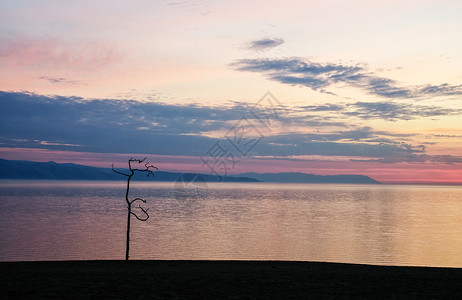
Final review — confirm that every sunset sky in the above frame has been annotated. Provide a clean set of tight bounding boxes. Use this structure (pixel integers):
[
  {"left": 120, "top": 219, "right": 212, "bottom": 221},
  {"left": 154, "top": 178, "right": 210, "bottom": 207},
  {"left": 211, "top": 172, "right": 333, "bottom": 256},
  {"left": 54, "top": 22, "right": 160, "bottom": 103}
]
[{"left": 1, "top": 0, "right": 461, "bottom": 184}]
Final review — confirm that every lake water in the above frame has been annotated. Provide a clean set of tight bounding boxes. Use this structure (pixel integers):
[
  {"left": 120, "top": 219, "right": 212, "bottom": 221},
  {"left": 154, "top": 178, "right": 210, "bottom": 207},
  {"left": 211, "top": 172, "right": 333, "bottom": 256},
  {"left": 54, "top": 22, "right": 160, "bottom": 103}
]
[{"left": 1, "top": 180, "right": 462, "bottom": 267}]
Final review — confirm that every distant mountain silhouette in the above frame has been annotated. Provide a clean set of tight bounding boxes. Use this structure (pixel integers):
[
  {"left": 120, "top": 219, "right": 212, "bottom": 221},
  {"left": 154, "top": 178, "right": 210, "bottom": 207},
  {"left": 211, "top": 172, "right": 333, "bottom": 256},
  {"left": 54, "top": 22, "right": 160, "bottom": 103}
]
[
  {"left": 0, "top": 159, "right": 257, "bottom": 182},
  {"left": 0, "top": 159, "right": 380, "bottom": 184},
  {"left": 237, "top": 172, "right": 381, "bottom": 184}
]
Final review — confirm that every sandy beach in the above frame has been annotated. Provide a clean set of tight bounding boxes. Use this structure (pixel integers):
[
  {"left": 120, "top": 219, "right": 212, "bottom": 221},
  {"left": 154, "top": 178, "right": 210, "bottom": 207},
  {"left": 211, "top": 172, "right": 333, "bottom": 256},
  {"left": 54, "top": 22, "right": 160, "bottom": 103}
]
[{"left": 2, "top": 260, "right": 462, "bottom": 299}]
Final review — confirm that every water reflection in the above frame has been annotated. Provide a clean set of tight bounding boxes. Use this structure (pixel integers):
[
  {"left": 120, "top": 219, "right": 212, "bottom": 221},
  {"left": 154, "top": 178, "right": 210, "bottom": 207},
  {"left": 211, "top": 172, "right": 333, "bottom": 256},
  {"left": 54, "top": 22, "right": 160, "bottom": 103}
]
[{"left": 1, "top": 181, "right": 462, "bottom": 267}]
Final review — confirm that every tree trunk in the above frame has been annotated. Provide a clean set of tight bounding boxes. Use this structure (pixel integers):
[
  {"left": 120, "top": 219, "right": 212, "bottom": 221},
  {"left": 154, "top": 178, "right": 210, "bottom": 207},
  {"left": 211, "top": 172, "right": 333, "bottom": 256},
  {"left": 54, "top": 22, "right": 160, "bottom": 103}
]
[
  {"left": 126, "top": 203, "right": 131, "bottom": 260},
  {"left": 112, "top": 158, "right": 155, "bottom": 261}
]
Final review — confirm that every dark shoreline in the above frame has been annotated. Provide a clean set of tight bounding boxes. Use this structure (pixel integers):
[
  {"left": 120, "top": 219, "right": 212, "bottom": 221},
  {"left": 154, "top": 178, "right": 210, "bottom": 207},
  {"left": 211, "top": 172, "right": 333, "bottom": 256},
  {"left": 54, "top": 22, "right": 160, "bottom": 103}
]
[{"left": 2, "top": 260, "right": 462, "bottom": 299}]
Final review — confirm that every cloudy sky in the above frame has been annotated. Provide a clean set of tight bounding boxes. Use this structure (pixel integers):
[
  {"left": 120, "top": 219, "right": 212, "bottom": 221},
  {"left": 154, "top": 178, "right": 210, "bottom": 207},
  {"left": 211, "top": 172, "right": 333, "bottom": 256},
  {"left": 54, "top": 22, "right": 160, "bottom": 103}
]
[{"left": 1, "top": 0, "right": 461, "bottom": 183}]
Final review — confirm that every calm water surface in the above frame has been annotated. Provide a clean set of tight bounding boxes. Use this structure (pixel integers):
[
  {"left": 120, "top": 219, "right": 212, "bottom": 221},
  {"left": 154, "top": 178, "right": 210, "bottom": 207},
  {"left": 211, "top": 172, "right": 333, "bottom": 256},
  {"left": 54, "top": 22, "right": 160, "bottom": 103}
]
[{"left": 1, "top": 180, "right": 462, "bottom": 267}]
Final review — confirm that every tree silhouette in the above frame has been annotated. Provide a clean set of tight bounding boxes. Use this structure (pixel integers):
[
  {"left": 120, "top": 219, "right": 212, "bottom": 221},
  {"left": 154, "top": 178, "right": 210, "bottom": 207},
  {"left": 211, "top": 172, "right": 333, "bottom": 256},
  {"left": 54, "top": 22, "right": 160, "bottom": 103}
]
[{"left": 112, "top": 157, "right": 157, "bottom": 260}]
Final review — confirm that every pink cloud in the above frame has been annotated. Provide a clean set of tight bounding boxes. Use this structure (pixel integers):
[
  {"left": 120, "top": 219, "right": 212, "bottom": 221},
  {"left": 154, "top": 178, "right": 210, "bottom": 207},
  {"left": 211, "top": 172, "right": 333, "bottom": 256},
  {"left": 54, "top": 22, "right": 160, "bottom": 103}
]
[{"left": 0, "top": 36, "right": 123, "bottom": 71}]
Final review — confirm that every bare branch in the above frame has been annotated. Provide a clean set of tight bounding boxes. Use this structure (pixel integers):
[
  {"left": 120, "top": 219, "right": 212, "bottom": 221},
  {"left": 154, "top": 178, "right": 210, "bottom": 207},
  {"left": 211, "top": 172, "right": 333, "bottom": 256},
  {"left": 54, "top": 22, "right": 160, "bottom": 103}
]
[
  {"left": 130, "top": 198, "right": 150, "bottom": 220},
  {"left": 129, "top": 157, "right": 146, "bottom": 165},
  {"left": 131, "top": 159, "right": 152, "bottom": 169},
  {"left": 114, "top": 157, "right": 157, "bottom": 260},
  {"left": 131, "top": 205, "right": 149, "bottom": 221},
  {"left": 130, "top": 197, "right": 146, "bottom": 205},
  {"left": 111, "top": 163, "right": 129, "bottom": 176},
  {"left": 128, "top": 157, "right": 145, "bottom": 170},
  {"left": 145, "top": 163, "right": 158, "bottom": 177},
  {"left": 131, "top": 159, "right": 158, "bottom": 176},
  {"left": 145, "top": 162, "right": 157, "bottom": 170}
]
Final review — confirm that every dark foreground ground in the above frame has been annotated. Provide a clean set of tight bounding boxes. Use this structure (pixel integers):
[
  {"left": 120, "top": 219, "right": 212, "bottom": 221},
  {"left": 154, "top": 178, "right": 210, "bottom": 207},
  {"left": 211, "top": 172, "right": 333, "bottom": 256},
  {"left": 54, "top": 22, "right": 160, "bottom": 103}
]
[{"left": 1, "top": 260, "right": 462, "bottom": 299}]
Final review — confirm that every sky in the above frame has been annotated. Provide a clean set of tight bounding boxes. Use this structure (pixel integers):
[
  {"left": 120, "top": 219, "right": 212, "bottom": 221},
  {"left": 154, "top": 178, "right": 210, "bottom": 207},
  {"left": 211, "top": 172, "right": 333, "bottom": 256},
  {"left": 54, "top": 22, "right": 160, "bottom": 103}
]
[{"left": 1, "top": 0, "right": 461, "bottom": 184}]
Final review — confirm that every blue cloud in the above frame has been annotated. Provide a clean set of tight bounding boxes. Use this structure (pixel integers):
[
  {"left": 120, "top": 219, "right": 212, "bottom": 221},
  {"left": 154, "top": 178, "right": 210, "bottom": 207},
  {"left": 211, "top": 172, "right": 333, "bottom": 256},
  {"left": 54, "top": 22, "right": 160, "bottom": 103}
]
[
  {"left": 232, "top": 58, "right": 462, "bottom": 99},
  {"left": 253, "top": 128, "right": 423, "bottom": 158},
  {"left": 352, "top": 154, "right": 462, "bottom": 164},
  {"left": 347, "top": 101, "right": 462, "bottom": 120},
  {"left": 0, "top": 91, "right": 248, "bottom": 155},
  {"left": 302, "top": 101, "right": 462, "bottom": 121},
  {"left": 249, "top": 38, "right": 285, "bottom": 51},
  {"left": 1, "top": 91, "right": 461, "bottom": 164}
]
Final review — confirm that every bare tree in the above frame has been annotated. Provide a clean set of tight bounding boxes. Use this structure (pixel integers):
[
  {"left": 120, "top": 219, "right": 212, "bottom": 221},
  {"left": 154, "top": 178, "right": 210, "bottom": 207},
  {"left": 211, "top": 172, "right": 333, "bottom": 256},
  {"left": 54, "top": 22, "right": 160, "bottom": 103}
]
[{"left": 112, "top": 157, "right": 157, "bottom": 260}]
